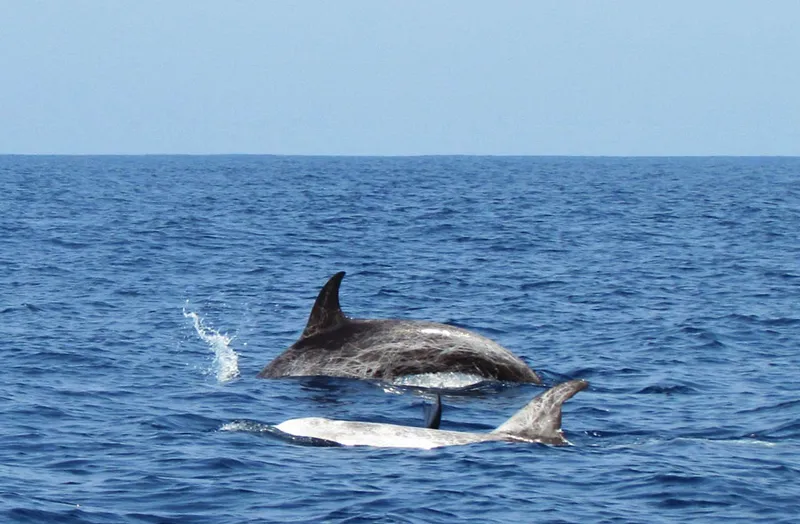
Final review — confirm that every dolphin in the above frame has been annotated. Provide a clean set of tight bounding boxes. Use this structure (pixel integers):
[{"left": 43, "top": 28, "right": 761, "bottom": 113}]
[
  {"left": 275, "top": 379, "right": 588, "bottom": 449},
  {"left": 258, "top": 271, "right": 542, "bottom": 385}
]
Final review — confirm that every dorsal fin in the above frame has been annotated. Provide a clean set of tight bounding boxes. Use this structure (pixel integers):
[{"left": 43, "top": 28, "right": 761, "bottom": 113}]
[
  {"left": 492, "top": 379, "right": 588, "bottom": 445},
  {"left": 423, "top": 394, "right": 442, "bottom": 429},
  {"left": 301, "top": 271, "right": 348, "bottom": 339}
]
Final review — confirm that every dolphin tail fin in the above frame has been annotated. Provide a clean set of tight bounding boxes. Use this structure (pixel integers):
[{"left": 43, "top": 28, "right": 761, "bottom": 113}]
[
  {"left": 423, "top": 394, "right": 442, "bottom": 429},
  {"left": 491, "top": 379, "right": 588, "bottom": 445},
  {"left": 301, "top": 271, "right": 348, "bottom": 339}
]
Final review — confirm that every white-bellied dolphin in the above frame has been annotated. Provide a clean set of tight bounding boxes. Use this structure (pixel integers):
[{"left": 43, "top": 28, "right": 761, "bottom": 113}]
[
  {"left": 258, "top": 272, "right": 542, "bottom": 385},
  {"left": 275, "top": 379, "right": 588, "bottom": 449}
]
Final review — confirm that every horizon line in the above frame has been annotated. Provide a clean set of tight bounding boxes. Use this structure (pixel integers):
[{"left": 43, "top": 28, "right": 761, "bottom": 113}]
[{"left": 2, "top": 153, "right": 799, "bottom": 159}]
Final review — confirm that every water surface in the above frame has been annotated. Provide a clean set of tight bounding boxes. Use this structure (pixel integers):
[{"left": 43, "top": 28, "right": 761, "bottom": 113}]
[{"left": 1, "top": 155, "right": 798, "bottom": 523}]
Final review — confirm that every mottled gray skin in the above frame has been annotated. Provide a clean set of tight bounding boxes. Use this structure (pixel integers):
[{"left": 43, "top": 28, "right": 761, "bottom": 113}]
[
  {"left": 258, "top": 272, "right": 541, "bottom": 384},
  {"left": 276, "top": 379, "right": 589, "bottom": 449}
]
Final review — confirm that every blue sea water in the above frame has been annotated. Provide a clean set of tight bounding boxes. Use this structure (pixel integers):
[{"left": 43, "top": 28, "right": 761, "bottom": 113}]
[{"left": 1, "top": 155, "right": 799, "bottom": 523}]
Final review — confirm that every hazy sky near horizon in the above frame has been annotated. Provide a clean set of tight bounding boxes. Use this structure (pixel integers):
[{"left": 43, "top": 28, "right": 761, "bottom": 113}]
[{"left": 1, "top": 1, "right": 798, "bottom": 155}]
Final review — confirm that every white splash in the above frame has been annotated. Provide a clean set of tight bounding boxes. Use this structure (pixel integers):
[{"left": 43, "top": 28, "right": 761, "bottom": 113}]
[
  {"left": 220, "top": 420, "right": 270, "bottom": 433},
  {"left": 391, "top": 372, "right": 485, "bottom": 389},
  {"left": 726, "top": 438, "right": 777, "bottom": 447},
  {"left": 183, "top": 308, "right": 240, "bottom": 383}
]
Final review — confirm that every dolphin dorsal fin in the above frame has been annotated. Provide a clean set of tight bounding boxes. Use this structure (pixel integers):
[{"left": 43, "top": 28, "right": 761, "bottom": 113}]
[
  {"left": 492, "top": 379, "right": 588, "bottom": 445},
  {"left": 301, "top": 271, "right": 348, "bottom": 339},
  {"left": 424, "top": 394, "right": 442, "bottom": 430}
]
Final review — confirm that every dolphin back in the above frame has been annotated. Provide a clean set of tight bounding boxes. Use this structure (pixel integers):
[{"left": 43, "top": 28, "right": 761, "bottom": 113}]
[
  {"left": 492, "top": 379, "right": 588, "bottom": 445},
  {"left": 259, "top": 271, "right": 542, "bottom": 384}
]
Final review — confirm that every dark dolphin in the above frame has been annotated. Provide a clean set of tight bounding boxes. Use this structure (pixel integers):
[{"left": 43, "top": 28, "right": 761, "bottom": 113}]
[{"left": 257, "top": 272, "right": 542, "bottom": 384}]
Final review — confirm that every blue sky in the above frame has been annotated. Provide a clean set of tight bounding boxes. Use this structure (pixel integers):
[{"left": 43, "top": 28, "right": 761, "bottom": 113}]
[{"left": 1, "top": 1, "right": 798, "bottom": 155}]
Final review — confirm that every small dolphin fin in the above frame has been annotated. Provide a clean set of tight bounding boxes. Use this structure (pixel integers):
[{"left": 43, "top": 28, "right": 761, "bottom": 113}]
[
  {"left": 492, "top": 379, "right": 588, "bottom": 445},
  {"left": 423, "top": 394, "right": 442, "bottom": 429},
  {"left": 301, "top": 271, "right": 348, "bottom": 339}
]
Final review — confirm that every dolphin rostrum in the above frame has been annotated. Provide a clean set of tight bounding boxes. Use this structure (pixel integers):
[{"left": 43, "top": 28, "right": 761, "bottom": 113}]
[
  {"left": 275, "top": 379, "right": 588, "bottom": 449},
  {"left": 258, "top": 271, "right": 542, "bottom": 385}
]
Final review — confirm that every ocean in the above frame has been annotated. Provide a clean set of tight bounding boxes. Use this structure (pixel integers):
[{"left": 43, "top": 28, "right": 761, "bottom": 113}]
[{"left": 1, "top": 155, "right": 798, "bottom": 523}]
